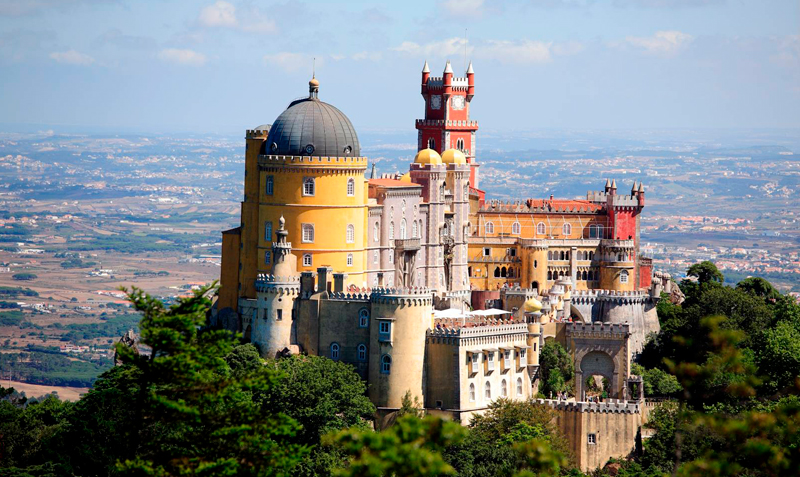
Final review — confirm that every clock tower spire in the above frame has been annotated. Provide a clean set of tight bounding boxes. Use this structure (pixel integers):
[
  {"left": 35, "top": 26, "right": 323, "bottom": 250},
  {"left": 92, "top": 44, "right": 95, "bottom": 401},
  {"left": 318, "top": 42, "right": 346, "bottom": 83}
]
[{"left": 415, "top": 60, "right": 481, "bottom": 192}]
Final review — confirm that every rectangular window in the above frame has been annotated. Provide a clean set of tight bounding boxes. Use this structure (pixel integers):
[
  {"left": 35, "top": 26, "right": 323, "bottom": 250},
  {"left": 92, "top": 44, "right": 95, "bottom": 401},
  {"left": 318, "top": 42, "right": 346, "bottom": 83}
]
[
  {"left": 588, "top": 434, "right": 597, "bottom": 445},
  {"left": 303, "top": 254, "right": 312, "bottom": 267},
  {"left": 483, "top": 247, "right": 490, "bottom": 256},
  {"left": 379, "top": 322, "right": 390, "bottom": 333},
  {"left": 378, "top": 320, "right": 392, "bottom": 342},
  {"left": 264, "top": 251, "right": 271, "bottom": 264},
  {"left": 276, "top": 309, "right": 282, "bottom": 321},
  {"left": 265, "top": 175, "right": 274, "bottom": 196},
  {"left": 265, "top": 221, "right": 272, "bottom": 241},
  {"left": 302, "top": 224, "right": 314, "bottom": 243},
  {"left": 374, "top": 250, "right": 379, "bottom": 264}
]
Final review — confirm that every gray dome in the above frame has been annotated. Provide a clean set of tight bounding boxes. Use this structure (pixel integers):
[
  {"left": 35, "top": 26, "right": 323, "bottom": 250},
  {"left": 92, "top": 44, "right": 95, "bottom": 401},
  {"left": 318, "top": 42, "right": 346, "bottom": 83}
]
[{"left": 263, "top": 97, "right": 360, "bottom": 157}]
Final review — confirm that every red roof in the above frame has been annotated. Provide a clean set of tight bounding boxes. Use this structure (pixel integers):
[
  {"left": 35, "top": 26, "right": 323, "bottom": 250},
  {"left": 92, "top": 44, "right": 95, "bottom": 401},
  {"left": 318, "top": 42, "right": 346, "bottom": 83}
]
[
  {"left": 525, "top": 199, "right": 603, "bottom": 211},
  {"left": 368, "top": 179, "right": 421, "bottom": 187}
]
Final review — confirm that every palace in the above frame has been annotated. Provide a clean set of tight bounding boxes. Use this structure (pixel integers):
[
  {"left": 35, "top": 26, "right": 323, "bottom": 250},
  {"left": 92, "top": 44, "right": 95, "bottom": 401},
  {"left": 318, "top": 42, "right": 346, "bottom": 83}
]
[{"left": 213, "top": 61, "right": 670, "bottom": 469}]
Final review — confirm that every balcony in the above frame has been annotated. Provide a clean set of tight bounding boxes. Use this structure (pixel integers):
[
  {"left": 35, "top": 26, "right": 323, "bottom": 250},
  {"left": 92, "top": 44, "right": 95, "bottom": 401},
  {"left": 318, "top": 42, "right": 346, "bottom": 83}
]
[{"left": 394, "top": 238, "right": 421, "bottom": 252}]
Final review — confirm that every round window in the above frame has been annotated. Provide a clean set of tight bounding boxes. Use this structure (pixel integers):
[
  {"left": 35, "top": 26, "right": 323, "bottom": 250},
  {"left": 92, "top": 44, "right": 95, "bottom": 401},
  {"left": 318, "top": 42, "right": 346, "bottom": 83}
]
[
  {"left": 270, "top": 142, "right": 278, "bottom": 152},
  {"left": 304, "top": 144, "right": 315, "bottom": 155},
  {"left": 343, "top": 145, "right": 352, "bottom": 154}
]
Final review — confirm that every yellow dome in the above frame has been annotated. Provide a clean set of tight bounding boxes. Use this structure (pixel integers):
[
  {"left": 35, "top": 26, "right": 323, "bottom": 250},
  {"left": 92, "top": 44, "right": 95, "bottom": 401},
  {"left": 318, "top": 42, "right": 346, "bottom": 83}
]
[
  {"left": 441, "top": 148, "right": 467, "bottom": 165},
  {"left": 414, "top": 148, "right": 442, "bottom": 165},
  {"left": 523, "top": 297, "right": 543, "bottom": 313},
  {"left": 400, "top": 172, "right": 412, "bottom": 183}
]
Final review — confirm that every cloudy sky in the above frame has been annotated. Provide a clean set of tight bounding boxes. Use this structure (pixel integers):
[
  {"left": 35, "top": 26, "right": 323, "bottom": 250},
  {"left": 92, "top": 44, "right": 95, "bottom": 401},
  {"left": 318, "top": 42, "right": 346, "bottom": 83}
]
[{"left": 0, "top": 0, "right": 798, "bottom": 135}]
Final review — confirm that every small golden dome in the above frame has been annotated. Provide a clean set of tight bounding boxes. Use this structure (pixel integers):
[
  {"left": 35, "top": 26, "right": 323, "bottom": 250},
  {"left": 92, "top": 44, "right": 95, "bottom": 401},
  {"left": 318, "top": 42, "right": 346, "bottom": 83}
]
[
  {"left": 523, "top": 297, "right": 543, "bottom": 313},
  {"left": 400, "top": 172, "right": 412, "bottom": 183},
  {"left": 441, "top": 148, "right": 467, "bottom": 164},
  {"left": 309, "top": 77, "right": 319, "bottom": 87},
  {"left": 414, "top": 148, "right": 442, "bottom": 165}
]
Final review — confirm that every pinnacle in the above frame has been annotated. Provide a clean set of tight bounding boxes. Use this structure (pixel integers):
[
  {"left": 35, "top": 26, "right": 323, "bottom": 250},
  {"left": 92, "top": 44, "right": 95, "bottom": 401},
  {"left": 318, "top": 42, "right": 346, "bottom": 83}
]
[
  {"left": 466, "top": 61, "right": 474, "bottom": 74},
  {"left": 422, "top": 60, "right": 430, "bottom": 73},
  {"left": 444, "top": 60, "right": 453, "bottom": 74}
]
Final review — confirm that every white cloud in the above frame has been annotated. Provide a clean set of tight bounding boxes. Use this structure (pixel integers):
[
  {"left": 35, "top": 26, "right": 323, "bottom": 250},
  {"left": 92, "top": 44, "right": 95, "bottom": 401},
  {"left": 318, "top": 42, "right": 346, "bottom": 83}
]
[
  {"left": 441, "top": 0, "right": 484, "bottom": 17},
  {"left": 158, "top": 48, "right": 206, "bottom": 66},
  {"left": 477, "top": 40, "right": 553, "bottom": 64},
  {"left": 392, "top": 38, "right": 473, "bottom": 58},
  {"left": 263, "top": 52, "right": 317, "bottom": 73},
  {"left": 199, "top": 1, "right": 236, "bottom": 27},
  {"left": 622, "top": 30, "right": 693, "bottom": 55},
  {"left": 49, "top": 49, "right": 94, "bottom": 65}
]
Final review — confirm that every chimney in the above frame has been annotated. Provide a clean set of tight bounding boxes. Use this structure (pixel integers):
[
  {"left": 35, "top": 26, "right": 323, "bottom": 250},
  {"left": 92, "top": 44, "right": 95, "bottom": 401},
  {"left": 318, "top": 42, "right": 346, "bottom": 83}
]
[
  {"left": 317, "top": 266, "right": 332, "bottom": 293},
  {"left": 333, "top": 273, "right": 348, "bottom": 293}
]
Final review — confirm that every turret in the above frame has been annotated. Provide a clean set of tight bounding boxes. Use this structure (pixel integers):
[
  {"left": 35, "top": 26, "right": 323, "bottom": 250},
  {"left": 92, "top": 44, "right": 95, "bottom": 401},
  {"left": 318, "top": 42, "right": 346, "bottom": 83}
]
[
  {"left": 631, "top": 181, "right": 638, "bottom": 195},
  {"left": 637, "top": 182, "right": 645, "bottom": 206},
  {"left": 604, "top": 178, "right": 611, "bottom": 193},
  {"left": 466, "top": 61, "right": 475, "bottom": 100},
  {"left": 610, "top": 179, "right": 617, "bottom": 195},
  {"left": 421, "top": 60, "right": 430, "bottom": 94},
  {"left": 443, "top": 60, "right": 453, "bottom": 94}
]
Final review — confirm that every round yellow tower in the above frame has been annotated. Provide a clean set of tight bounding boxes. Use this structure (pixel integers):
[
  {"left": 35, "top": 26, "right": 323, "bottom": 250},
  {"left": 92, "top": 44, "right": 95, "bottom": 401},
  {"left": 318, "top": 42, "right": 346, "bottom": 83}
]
[{"left": 256, "top": 78, "right": 369, "bottom": 287}]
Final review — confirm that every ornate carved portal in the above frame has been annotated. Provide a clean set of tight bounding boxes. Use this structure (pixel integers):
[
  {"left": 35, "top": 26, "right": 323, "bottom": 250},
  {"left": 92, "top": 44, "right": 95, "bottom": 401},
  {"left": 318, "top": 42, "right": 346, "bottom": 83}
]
[{"left": 394, "top": 238, "right": 421, "bottom": 287}]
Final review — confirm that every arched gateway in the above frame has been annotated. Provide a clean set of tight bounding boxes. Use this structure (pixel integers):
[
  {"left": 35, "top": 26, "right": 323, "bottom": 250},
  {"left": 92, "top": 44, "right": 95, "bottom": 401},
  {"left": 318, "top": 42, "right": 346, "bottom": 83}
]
[{"left": 567, "top": 322, "right": 631, "bottom": 401}]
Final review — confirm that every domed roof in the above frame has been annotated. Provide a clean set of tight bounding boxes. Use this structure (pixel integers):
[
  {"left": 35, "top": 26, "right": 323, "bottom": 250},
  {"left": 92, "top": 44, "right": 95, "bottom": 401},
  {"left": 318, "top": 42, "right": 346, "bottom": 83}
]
[
  {"left": 400, "top": 172, "right": 412, "bottom": 183},
  {"left": 263, "top": 81, "right": 360, "bottom": 157},
  {"left": 414, "top": 148, "right": 442, "bottom": 165},
  {"left": 441, "top": 148, "right": 467, "bottom": 165},
  {"left": 523, "top": 297, "right": 543, "bottom": 313}
]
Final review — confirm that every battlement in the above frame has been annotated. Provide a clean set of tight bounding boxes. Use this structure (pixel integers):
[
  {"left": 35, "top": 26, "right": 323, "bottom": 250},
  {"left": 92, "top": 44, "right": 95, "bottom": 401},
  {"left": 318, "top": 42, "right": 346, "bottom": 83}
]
[
  {"left": 415, "top": 119, "right": 479, "bottom": 129},
  {"left": 570, "top": 289, "right": 650, "bottom": 305},
  {"left": 257, "top": 154, "right": 368, "bottom": 168},
  {"left": 254, "top": 274, "right": 300, "bottom": 293},
  {"left": 600, "top": 239, "right": 635, "bottom": 249},
  {"left": 609, "top": 195, "right": 641, "bottom": 207},
  {"left": 566, "top": 321, "right": 631, "bottom": 338},
  {"left": 328, "top": 291, "right": 370, "bottom": 302},
  {"left": 427, "top": 321, "right": 528, "bottom": 338},
  {"left": 245, "top": 127, "right": 270, "bottom": 138},
  {"left": 536, "top": 399, "right": 641, "bottom": 414},
  {"left": 480, "top": 199, "right": 604, "bottom": 214},
  {"left": 370, "top": 287, "right": 433, "bottom": 306}
]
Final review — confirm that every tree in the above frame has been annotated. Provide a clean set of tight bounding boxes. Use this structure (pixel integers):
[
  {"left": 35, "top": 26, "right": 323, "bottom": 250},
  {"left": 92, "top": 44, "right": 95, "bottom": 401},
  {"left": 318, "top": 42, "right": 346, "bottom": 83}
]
[
  {"left": 398, "top": 390, "right": 425, "bottom": 418},
  {"left": 11, "top": 273, "right": 36, "bottom": 281},
  {"left": 756, "top": 320, "right": 800, "bottom": 394},
  {"left": 736, "top": 277, "right": 780, "bottom": 301},
  {"left": 325, "top": 415, "right": 466, "bottom": 477},
  {"left": 686, "top": 261, "right": 724, "bottom": 285},
  {"left": 631, "top": 363, "right": 681, "bottom": 397},
  {"left": 538, "top": 341, "right": 574, "bottom": 397}
]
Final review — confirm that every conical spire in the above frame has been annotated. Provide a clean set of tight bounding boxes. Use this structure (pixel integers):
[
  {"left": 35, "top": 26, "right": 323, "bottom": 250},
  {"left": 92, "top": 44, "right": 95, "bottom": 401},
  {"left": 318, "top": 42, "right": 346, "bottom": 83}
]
[
  {"left": 638, "top": 182, "right": 644, "bottom": 193},
  {"left": 611, "top": 179, "right": 617, "bottom": 189},
  {"left": 444, "top": 60, "right": 453, "bottom": 74},
  {"left": 631, "top": 181, "right": 638, "bottom": 194},
  {"left": 422, "top": 60, "right": 430, "bottom": 73},
  {"left": 370, "top": 163, "right": 376, "bottom": 179},
  {"left": 605, "top": 178, "right": 611, "bottom": 188},
  {"left": 466, "top": 61, "right": 474, "bottom": 74}
]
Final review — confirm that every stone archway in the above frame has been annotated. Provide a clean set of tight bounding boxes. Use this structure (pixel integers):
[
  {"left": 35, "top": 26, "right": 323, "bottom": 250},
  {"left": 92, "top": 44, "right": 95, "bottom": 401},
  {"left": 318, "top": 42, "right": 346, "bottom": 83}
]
[
  {"left": 567, "top": 323, "right": 631, "bottom": 401},
  {"left": 580, "top": 351, "right": 614, "bottom": 398},
  {"left": 570, "top": 305, "right": 588, "bottom": 323}
]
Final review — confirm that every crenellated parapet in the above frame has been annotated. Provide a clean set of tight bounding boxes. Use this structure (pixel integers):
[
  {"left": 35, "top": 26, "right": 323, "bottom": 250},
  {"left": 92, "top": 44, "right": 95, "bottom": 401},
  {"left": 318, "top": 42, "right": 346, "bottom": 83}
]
[
  {"left": 255, "top": 274, "right": 300, "bottom": 293},
  {"left": 567, "top": 322, "right": 630, "bottom": 339},
  {"left": 257, "top": 154, "right": 368, "bottom": 173},
  {"left": 329, "top": 291, "right": 371, "bottom": 302},
  {"left": 536, "top": 398, "right": 641, "bottom": 414},
  {"left": 570, "top": 289, "right": 650, "bottom": 305},
  {"left": 370, "top": 287, "right": 433, "bottom": 306}
]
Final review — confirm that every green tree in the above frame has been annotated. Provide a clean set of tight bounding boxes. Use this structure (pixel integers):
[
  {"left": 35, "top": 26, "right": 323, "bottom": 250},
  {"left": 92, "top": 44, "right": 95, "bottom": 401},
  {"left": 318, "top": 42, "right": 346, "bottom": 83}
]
[
  {"left": 539, "top": 341, "right": 574, "bottom": 397},
  {"left": 631, "top": 363, "right": 682, "bottom": 397},
  {"left": 398, "top": 390, "right": 425, "bottom": 418},
  {"left": 686, "top": 261, "right": 724, "bottom": 285},
  {"left": 736, "top": 277, "right": 780, "bottom": 301}
]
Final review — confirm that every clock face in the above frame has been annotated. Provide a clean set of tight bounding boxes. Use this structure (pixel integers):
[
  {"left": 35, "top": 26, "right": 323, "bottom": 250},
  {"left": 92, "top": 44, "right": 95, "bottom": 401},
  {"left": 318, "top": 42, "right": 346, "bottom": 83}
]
[
  {"left": 451, "top": 95, "right": 465, "bottom": 110},
  {"left": 431, "top": 95, "right": 442, "bottom": 110}
]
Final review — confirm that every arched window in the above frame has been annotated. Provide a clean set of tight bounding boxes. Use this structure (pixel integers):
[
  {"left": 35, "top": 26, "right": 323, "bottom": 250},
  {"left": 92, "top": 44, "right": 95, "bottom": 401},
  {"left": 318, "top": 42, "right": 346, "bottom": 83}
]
[
  {"left": 303, "top": 254, "right": 312, "bottom": 267},
  {"left": 400, "top": 219, "right": 407, "bottom": 239},
  {"left": 563, "top": 223, "right": 572, "bottom": 236},
  {"left": 516, "top": 377, "right": 523, "bottom": 396},
  {"left": 265, "top": 176, "right": 274, "bottom": 196},
  {"left": 303, "top": 177, "right": 315, "bottom": 196},
  {"left": 484, "top": 381, "right": 491, "bottom": 400},
  {"left": 358, "top": 308, "right": 369, "bottom": 327},
  {"left": 456, "top": 138, "right": 465, "bottom": 151},
  {"left": 494, "top": 267, "right": 500, "bottom": 278},
  {"left": 512, "top": 221, "right": 521, "bottom": 235},
  {"left": 620, "top": 270, "right": 629, "bottom": 284},
  {"left": 381, "top": 354, "right": 392, "bottom": 374},
  {"left": 373, "top": 222, "right": 379, "bottom": 242},
  {"left": 588, "top": 270, "right": 594, "bottom": 281},
  {"left": 373, "top": 250, "right": 378, "bottom": 264},
  {"left": 534, "top": 260, "right": 538, "bottom": 269},
  {"left": 469, "top": 383, "right": 476, "bottom": 401},
  {"left": 346, "top": 224, "right": 355, "bottom": 243},
  {"left": 412, "top": 221, "right": 418, "bottom": 238},
  {"left": 427, "top": 138, "right": 435, "bottom": 149},
  {"left": 501, "top": 379, "right": 508, "bottom": 398},
  {"left": 302, "top": 223, "right": 314, "bottom": 243},
  {"left": 347, "top": 178, "right": 355, "bottom": 196},
  {"left": 537, "top": 222, "right": 546, "bottom": 235},
  {"left": 264, "top": 221, "right": 272, "bottom": 241},
  {"left": 582, "top": 270, "right": 588, "bottom": 281},
  {"left": 347, "top": 253, "right": 353, "bottom": 266},
  {"left": 501, "top": 267, "right": 507, "bottom": 278},
  {"left": 389, "top": 222, "right": 395, "bottom": 240},
  {"left": 589, "top": 251, "right": 594, "bottom": 261},
  {"left": 547, "top": 271, "right": 553, "bottom": 280},
  {"left": 330, "top": 343, "right": 340, "bottom": 360},
  {"left": 560, "top": 251, "right": 565, "bottom": 261},
  {"left": 357, "top": 344, "right": 367, "bottom": 362},
  {"left": 264, "top": 251, "right": 271, "bottom": 264},
  {"left": 486, "top": 221, "right": 494, "bottom": 234}
]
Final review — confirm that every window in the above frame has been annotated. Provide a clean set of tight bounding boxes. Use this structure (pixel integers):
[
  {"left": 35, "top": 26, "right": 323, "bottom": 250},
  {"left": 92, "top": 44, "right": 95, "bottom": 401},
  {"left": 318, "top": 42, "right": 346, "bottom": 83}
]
[
  {"left": 389, "top": 252, "right": 394, "bottom": 264},
  {"left": 620, "top": 270, "right": 629, "bottom": 284},
  {"left": 469, "top": 383, "right": 476, "bottom": 401},
  {"left": 330, "top": 343, "right": 340, "bottom": 360},
  {"left": 303, "top": 177, "right": 315, "bottom": 196},
  {"left": 588, "top": 434, "right": 597, "bottom": 445},
  {"left": 400, "top": 219, "right": 407, "bottom": 239},
  {"left": 486, "top": 222, "right": 494, "bottom": 234},
  {"left": 303, "top": 254, "right": 312, "bottom": 267},
  {"left": 412, "top": 221, "right": 418, "bottom": 238},
  {"left": 503, "top": 349, "right": 512, "bottom": 367},
  {"left": 347, "top": 253, "right": 353, "bottom": 267},
  {"left": 373, "top": 250, "right": 379, "bottom": 264},
  {"left": 427, "top": 137, "right": 435, "bottom": 149},
  {"left": 265, "top": 221, "right": 272, "bottom": 241},
  {"left": 264, "top": 251, "right": 271, "bottom": 264},
  {"left": 512, "top": 221, "right": 521, "bottom": 234},
  {"left": 347, "top": 178, "right": 355, "bottom": 196},
  {"left": 389, "top": 222, "right": 395, "bottom": 240},
  {"left": 517, "top": 377, "right": 523, "bottom": 396},
  {"left": 379, "top": 321, "right": 390, "bottom": 333},
  {"left": 276, "top": 309, "right": 282, "bottom": 321},
  {"left": 501, "top": 379, "right": 508, "bottom": 397},
  {"left": 589, "top": 224, "right": 603, "bottom": 239},
  {"left": 358, "top": 308, "right": 369, "bottom": 327},
  {"left": 456, "top": 138, "right": 465, "bottom": 151},
  {"left": 487, "top": 352, "right": 495, "bottom": 371},
  {"left": 302, "top": 223, "right": 314, "bottom": 243},
  {"left": 379, "top": 320, "right": 391, "bottom": 342},
  {"left": 537, "top": 222, "right": 546, "bottom": 235},
  {"left": 534, "top": 260, "right": 538, "bottom": 269},
  {"left": 373, "top": 222, "right": 379, "bottom": 242},
  {"left": 357, "top": 344, "right": 367, "bottom": 362},
  {"left": 562, "top": 223, "right": 572, "bottom": 236},
  {"left": 346, "top": 224, "right": 355, "bottom": 243},
  {"left": 381, "top": 354, "right": 391, "bottom": 374},
  {"left": 265, "top": 175, "right": 274, "bottom": 196},
  {"left": 484, "top": 381, "right": 491, "bottom": 400},
  {"left": 483, "top": 247, "right": 491, "bottom": 256}
]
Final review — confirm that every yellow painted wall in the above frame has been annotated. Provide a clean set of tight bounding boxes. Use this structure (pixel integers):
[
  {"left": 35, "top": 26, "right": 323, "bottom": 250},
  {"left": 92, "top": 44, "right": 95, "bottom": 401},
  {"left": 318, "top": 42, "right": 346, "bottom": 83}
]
[{"left": 218, "top": 228, "right": 241, "bottom": 311}]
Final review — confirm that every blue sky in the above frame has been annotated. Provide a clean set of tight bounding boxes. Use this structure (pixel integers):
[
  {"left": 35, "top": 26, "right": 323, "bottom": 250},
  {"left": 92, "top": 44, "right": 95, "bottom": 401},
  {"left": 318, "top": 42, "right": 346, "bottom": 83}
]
[{"left": 0, "top": 0, "right": 798, "bottom": 135}]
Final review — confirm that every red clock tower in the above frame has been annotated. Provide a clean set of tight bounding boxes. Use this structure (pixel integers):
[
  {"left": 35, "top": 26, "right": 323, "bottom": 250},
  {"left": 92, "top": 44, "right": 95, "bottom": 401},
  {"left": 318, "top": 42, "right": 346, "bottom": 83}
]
[{"left": 416, "top": 60, "right": 481, "bottom": 193}]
